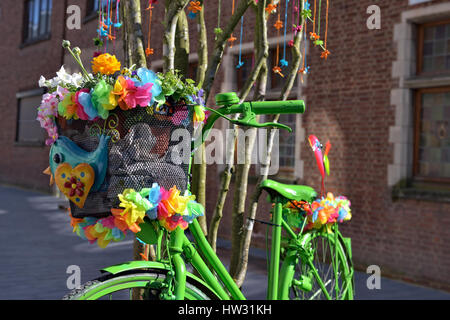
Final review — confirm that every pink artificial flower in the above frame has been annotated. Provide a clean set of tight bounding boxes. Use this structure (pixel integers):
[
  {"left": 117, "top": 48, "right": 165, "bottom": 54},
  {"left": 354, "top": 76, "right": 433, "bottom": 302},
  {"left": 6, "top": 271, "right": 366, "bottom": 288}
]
[
  {"left": 75, "top": 89, "right": 90, "bottom": 120},
  {"left": 135, "top": 83, "right": 153, "bottom": 107},
  {"left": 123, "top": 79, "right": 153, "bottom": 109}
]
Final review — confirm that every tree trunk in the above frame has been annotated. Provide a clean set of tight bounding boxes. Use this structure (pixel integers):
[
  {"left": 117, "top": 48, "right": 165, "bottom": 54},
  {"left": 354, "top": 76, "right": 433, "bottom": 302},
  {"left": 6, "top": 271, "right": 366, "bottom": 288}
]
[
  {"left": 163, "top": 0, "right": 190, "bottom": 72},
  {"left": 174, "top": 10, "right": 189, "bottom": 76},
  {"left": 232, "top": 1, "right": 306, "bottom": 287},
  {"left": 229, "top": 0, "right": 268, "bottom": 282},
  {"left": 121, "top": 0, "right": 156, "bottom": 299}
]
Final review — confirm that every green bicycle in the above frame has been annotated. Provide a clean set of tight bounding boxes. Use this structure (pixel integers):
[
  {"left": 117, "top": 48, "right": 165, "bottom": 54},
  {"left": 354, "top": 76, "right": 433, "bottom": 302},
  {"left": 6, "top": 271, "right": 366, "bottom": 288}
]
[{"left": 63, "top": 93, "right": 354, "bottom": 300}]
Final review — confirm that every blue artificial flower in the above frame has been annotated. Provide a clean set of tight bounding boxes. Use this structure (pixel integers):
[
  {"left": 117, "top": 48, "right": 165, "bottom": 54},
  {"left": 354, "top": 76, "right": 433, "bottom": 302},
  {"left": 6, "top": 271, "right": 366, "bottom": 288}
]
[
  {"left": 190, "top": 88, "right": 205, "bottom": 106},
  {"left": 188, "top": 12, "right": 198, "bottom": 19},
  {"left": 280, "top": 59, "right": 289, "bottom": 67},
  {"left": 236, "top": 61, "right": 245, "bottom": 69},
  {"left": 77, "top": 91, "right": 98, "bottom": 120},
  {"left": 146, "top": 183, "right": 161, "bottom": 220},
  {"left": 305, "top": 1, "right": 311, "bottom": 11},
  {"left": 111, "top": 227, "right": 125, "bottom": 241},
  {"left": 133, "top": 68, "right": 163, "bottom": 106}
]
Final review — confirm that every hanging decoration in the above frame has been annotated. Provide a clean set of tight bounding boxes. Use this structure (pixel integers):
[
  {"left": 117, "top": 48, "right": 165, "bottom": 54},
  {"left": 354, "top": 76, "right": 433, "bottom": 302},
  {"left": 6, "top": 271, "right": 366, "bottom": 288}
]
[
  {"left": 236, "top": 16, "right": 245, "bottom": 69},
  {"left": 279, "top": 0, "right": 290, "bottom": 67},
  {"left": 187, "top": 1, "right": 202, "bottom": 19},
  {"left": 308, "top": 135, "right": 330, "bottom": 197},
  {"left": 296, "top": 0, "right": 331, "bottom": 78},
  {"left": 320, "top": 0, "right": 330, "bottom": 59},
  {"left": 145, "top": 0, "right": 157, "bottom": 56},
  {"left": 272, "top": 11, "right": 284, "bottom": 77},
  {"left": 215, "top": 0, "right": 223, "bottom": 39},
  {"left": 228, "top": 0, "right": 237, "bottom": 48},
  {"left": 289, "top": 0, "right": 302, "bottom": 47},
  {"left": 94, "top": 0, "right": 122, "bottom": 54},
  {"left": 265, "top": 1, "right": 277, "bottom": 18}
]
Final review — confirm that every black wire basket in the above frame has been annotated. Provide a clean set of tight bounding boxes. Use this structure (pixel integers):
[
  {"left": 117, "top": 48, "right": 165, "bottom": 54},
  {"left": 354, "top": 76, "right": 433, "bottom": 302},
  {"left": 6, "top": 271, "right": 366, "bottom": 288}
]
[{"left": 56, "top": 99, "right": 194, "bottom": 218}]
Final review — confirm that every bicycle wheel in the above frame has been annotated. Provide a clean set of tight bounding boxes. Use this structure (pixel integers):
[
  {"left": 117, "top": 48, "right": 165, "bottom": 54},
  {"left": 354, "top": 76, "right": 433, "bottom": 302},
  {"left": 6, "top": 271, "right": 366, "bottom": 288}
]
[
  {"left": 63, "top": 269, "right": 219, "bottom": 300},
  {"left": 288, "top": 229, "right": 354, "bottom": 300}
]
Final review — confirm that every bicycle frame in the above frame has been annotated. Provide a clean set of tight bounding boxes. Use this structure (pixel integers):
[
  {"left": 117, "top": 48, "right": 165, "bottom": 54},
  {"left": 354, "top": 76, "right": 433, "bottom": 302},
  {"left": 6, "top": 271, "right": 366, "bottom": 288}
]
[
  {"left": 160, "top": 195, "right": 342, "bottom": 300},
  {"left": 132, "top": 97, "right": 346, "bottom": 300}
]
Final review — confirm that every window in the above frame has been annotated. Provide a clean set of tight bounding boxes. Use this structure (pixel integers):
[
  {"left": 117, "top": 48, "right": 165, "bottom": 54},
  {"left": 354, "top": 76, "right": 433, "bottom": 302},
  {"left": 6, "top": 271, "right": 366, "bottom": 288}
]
[
  {"left": 16, "top": 90, "right": 45, "bottom": 145},
  {"left": 87, "top": 0, "right": 117, "bottom": 17},
  {"left": 23, "top": 0, "right": 52, "bottom": 44},
  {"left": 417, "top": 20, "right": 450, "bottom": 75},
  {"left": 414, "top": 88, "right": 450, "bottom": 182},
  {"left": 413, "top": 20, "right": 450, "bottom": 183},
  {"left": 268, "top": 47, "right": 298, "bottom": 91},
  {"left": 278, "top": 114, "right": 297, "bottom": 170},
  {"left": 235, "top": 53, "right": 255, "bottom": 91}
]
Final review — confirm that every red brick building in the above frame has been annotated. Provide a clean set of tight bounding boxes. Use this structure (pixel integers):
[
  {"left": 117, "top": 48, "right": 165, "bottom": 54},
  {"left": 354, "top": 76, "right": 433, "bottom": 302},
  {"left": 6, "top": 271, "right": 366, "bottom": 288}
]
[{"left": 1, "top": 0, "right": 449, "bottom": 291}]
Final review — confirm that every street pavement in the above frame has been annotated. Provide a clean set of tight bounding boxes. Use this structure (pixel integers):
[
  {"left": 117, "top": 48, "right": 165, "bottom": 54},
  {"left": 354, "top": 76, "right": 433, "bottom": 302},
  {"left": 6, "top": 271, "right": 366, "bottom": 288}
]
[{"left": 0, "top": 185, "right": 449, "bottom": 300}]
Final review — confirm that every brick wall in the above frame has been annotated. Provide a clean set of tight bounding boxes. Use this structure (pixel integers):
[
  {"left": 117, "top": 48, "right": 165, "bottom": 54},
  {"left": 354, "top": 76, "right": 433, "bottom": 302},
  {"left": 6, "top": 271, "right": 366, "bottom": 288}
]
[{"left": 1, "top": 0, "right": 449, "bottom": 291}]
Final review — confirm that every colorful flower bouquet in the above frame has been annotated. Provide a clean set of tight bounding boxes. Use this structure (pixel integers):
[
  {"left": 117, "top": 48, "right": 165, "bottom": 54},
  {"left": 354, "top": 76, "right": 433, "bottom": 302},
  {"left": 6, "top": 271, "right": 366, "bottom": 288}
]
[
  {"left": 282, "top": 193, "right": 352, "bottom": 233},
  {"left": 37, "top": 40, "right": 207, "bottom": 247}
]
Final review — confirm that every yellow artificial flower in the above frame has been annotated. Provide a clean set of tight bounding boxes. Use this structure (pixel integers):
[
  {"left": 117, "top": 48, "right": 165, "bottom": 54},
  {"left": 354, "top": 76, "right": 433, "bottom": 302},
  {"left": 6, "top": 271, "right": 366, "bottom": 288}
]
[{"left": 91, "top": 53, "right": 121, "bottom": 75}]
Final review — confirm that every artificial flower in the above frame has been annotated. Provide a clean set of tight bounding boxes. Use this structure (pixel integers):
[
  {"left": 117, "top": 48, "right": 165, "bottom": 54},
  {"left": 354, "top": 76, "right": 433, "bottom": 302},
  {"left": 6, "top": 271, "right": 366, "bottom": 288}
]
[
  {"left": 91, "top": 53, "right": 121, "bottom": 75},
  {"left": 133, "top": 68, "right": 162, "bottom": 106},
  {"left": 91, "top": 79, "right": 117, "bottom": 119},
  {"left": 37, "top": 91, "right": 61, "bottom": 145},
  {"left": 111, "top": 76, "right": 132, "bottom": 110},
  {"left": 56, "top": 66, "right": 84, "bottom": 87},
  {"left": 58, "top": 92, "right": 79, "bottom": 120},
  {"left": 75, "top": 89, "right": 98, "bottom": 120}
]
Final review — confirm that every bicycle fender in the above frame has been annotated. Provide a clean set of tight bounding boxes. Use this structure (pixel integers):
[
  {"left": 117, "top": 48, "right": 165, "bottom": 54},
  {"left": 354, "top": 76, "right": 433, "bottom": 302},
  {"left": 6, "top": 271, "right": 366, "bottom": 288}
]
[
  {"left": 100, "top": 261, "right": 220, "bottom": 299},
  {"left": 100, "top": 260, "right": 171, "bottom": 275}
]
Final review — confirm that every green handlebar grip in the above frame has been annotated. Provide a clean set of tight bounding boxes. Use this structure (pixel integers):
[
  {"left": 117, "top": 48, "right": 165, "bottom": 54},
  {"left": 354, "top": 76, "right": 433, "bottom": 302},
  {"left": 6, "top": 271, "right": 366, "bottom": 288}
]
[{"left": 249, "top": 100, "right": 306, "bottom": 115}]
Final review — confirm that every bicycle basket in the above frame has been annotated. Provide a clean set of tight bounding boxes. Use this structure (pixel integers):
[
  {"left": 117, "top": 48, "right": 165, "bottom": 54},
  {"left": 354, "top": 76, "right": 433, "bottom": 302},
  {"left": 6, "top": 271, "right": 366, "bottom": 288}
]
[{"left": 56, "top": 99, "right": 194, "bottom": 218}]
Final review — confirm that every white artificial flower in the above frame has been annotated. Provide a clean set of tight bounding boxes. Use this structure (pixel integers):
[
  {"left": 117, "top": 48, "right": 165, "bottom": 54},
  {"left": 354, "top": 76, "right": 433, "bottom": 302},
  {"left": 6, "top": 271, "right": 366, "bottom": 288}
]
[
  {"left": 56, "top": 66, "right": 72, "bottom": 85},
  {"left": 38, "top": 75, "right": 47, "bottom": 88}
]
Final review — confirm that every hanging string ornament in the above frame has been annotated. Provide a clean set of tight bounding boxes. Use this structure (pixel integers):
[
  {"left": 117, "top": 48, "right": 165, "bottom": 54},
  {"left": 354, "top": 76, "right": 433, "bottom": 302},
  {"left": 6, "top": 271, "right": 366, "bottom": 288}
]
[
  {"left": 236, "top": 16, "right": 245, "bottom": 69},
  {"left": 95, "top": 0, "right": 107, "bottom": 51},
  {"left": 114, "top": 0, "right": 122, "bottom": 28},
  {"left": 280, "top": 0, "right": 290, "bottom": 67},
  {"left": 289, "top": 0, "right": 302, "bottom": 47},
  {"left": 320, "top": 0, "right": 330, "bottom": 59},
  {"left": 145, "top": 0, "right": 157, "bottom": 57},
  {"left": 313, "top": 0, "right": 324, "bottom": 47},
  {"left": 265, "top": 1, "right": 277, "bottom": 19},
  {"left": 228, "top": 0, "right": 237, "bottom": 48},
  {"left": 273, "top": 11, "right": 284, "bottom": 77},
  {"left": 298, "top": 2, "right": 310, "bottom": 82},
  {"left": 215, "top": 0, "right": 223, "bottom": 40},
  {"left": 187, "top": 1, "right": 202, "bottom": 19}
]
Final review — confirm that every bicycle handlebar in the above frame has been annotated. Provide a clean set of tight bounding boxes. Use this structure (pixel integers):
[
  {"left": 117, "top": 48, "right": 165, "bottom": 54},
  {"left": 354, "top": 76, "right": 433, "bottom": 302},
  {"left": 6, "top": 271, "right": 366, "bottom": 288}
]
[
  {"left": 192, "top": 92, "right": 306, "bottom": 150},
  {"left": 246, "top": 100, "right": 306, "bottom": 115}
]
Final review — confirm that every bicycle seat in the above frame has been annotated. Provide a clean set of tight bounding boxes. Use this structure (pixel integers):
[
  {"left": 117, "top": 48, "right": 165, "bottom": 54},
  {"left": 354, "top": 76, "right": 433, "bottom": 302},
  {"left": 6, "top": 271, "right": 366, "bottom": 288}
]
[{"left": 260, "top": 179, "right": 317, "bottom": 203}]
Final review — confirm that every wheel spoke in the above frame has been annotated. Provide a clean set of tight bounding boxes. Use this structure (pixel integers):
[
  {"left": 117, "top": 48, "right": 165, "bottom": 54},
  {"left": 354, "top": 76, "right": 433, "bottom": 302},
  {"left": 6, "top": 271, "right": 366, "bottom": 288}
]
[{"left": 288, "top": 232, "right": 352, "bottom": 300}]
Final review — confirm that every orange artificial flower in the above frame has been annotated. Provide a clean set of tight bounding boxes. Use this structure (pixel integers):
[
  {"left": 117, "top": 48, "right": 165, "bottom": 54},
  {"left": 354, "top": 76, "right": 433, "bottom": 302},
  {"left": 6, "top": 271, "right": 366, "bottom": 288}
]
[{"left": 91, "top": 53, "right": 121, "bottom": 75}]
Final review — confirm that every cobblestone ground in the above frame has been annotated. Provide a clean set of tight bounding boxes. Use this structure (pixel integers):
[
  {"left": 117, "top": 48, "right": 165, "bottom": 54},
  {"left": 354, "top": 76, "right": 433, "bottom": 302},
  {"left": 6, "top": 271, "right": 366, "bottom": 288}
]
[{"left": 0, "top": 185, "right": 449, "bottom": 300}]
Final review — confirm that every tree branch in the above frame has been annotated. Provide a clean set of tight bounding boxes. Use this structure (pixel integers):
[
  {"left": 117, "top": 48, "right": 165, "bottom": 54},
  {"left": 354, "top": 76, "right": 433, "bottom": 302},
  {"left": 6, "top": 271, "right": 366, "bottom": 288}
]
[
  {"left": 163, "top": 0, "right": 190, "bottom": 72},
  {"left": 202, "top": 0, "right": 255, "bottom": 101}
]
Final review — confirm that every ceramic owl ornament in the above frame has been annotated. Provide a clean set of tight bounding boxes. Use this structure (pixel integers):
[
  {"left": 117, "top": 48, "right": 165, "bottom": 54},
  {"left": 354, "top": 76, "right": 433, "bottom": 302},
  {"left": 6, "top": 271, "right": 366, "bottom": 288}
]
[{"left": 47, "top": 135, "right": 110, "bottom": 208}]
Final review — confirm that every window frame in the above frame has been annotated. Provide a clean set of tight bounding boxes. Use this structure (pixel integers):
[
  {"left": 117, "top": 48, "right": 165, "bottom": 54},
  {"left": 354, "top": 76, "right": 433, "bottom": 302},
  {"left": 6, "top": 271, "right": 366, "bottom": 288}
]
[
  {"left": 22, "top": 0, "right": 52, "bottom": 45},
  {"left": 15, "top": 88, "right": 46, "bottom": 147},
  {"left": 86, "top": 0, "right": 117, "bottom": 21},
  {"left": 413, "top": 86, "right": 450, "bottom": 184},
  {"left": 416, "top": 19, "right": 450, "bottom": 77}
]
